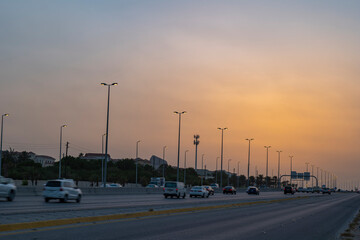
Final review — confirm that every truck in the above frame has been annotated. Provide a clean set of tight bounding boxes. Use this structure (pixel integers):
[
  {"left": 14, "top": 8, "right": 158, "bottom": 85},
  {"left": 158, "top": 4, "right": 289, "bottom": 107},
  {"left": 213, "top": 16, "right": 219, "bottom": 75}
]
[{"left": 150, "top": 177, "right": 165, "bottom": 187}]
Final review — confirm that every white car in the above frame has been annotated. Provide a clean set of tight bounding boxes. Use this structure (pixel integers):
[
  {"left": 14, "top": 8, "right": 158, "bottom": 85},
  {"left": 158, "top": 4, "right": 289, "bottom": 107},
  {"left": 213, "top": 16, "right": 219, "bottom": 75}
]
[
  {"left": 0, "top": 176, "right": 17, "bottom": 201},
  {"left": 190, "top": 186, "right": 209, "bottom": 198},
  {"left": 43, "top": 179, "right": 82, "bottom": 203}
]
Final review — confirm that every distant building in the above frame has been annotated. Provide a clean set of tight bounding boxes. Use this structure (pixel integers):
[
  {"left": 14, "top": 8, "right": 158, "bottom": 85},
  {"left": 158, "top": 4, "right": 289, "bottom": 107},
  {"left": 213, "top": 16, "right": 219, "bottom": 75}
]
[
  {"left": 34, "top": 155, "right": 56, "bottom": 167},
  {"left": 135, "top": 158, "right": 151, "bottom": 166},
  {"left": 81, "top": 153, "right": 111, "bottom": 161},
  {"left": 150, "top": 155, "right": 168, "bottom": 170}
]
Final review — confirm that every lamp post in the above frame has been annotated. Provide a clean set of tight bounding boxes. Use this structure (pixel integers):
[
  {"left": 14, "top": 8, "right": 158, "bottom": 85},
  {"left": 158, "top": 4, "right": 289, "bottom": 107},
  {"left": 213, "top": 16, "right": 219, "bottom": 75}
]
[
  {"left": 320, "top": 169, "right": 323, "bottom": 187},
  {"left": 174, "top": 111, "right": 186, "bottom": 182},
  {"left": 245, "top": 138, "right": 254, "bottom": 187},
  {"left": 101, "top": 82, "right": 117, "bottom": 187},
  {"left": 237, "top": 161, "right": 240, "bottom": 188},
  {"left": 216, "top": 157, "right": 219, "bottom": 183},
  {"left": 289, "top": 155, "right": 294, "bottom": 185},
  {"left": 0, "top": 113, "right": 9, "bottom": 176},
  {"left": 276, "top": 150, "right": 282, "bottom": 188},
  {"left": 264, "top": 146, "right": 271, "bottom": 187},
  {"left": 218, "top": 128, "right": 228, "bottom": 188},
  {"left": 201, "top": 154, "right": 205, "bottom": 185},
  {"left": 162, "top": 146, "right": 167, "bottom": 179},
  {"left": 316, "top": 167, "right": 319, "bottom": 187},
  {"left": 59, "top": 124, "right": 67, "bottom": 178},
  {"left": 135, "top": 140, "right": 141, "bottom": 186},
  {"left": 101, "top": 133, "right": 106, "bottom": 184},
  {"left": 228, "top": 159, "right": 232, "bottom": 186},
  {"left": 184, "top": 150, "right": 189, "bottom": 185},
  {"left": 311, "top": 165, "right": 314, "bottom": 187},
  {"left": 193, "top": 135, "right": 200, "bottom": 171}
]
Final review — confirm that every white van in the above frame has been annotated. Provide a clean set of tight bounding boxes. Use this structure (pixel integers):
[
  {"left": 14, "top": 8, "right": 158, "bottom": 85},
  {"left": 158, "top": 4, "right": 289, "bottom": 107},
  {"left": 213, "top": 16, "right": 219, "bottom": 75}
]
[
  {"left": 163, "top": 181, "right": 186, "bottom": 198},
  {"left": 43, "top": 179, "right": 82, "bottom": 203}
]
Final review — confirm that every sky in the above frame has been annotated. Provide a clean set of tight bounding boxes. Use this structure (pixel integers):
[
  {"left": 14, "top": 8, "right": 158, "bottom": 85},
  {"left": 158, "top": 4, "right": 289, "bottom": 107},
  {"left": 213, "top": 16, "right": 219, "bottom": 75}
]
[{"left": 0, "top": 0, "right": 359, "bottom": 188}]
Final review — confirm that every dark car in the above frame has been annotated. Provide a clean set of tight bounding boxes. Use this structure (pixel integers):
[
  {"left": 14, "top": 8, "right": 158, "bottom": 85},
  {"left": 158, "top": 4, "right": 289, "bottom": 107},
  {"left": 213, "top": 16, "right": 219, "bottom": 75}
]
[
  {"left": 223, "top": 186, "right": 236, "bottom": 195},
  {"left": 204, "top": 186, "right": 215, "bottom": 195},
  {"left": 246, "top": 186, "right": 259, "bottom": 195},
  {"left": 284, "top": 186, "right": 295, "bottom": 195}
]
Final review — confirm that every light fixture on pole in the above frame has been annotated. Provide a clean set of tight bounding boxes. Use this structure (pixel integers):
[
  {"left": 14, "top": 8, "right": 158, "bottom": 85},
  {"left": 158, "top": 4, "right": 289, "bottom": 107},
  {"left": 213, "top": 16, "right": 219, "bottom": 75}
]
[
  {"left": 135, "top": 140, "right": 141, "bottom": 186},
  {"left": 237, "top": 161, "right": 240, "bottom": 188},
  {"left": 201, "top": 154, "right": 205, "bottom": 185},
  {"left": 184, "top": 150, "right": 189, "bottom": 185},
  {"left": 216, "top": 157, "right": 219, "bottom": 184},
  {"left": 245, "top": 138, "right": 254, "bottom": 187},
  {"left": 228, "top": 159, "right": 232, "bottom": 185},
  {"left": 174, "top": 111, "right": 186, "bottom": 182},
  {"left": 0, "top": 113, "right": 9, "bottom": 176},
  {"left": 101, "top": 82, "right": 117, "bottom": 187},
  {"left": 101, "top": 133, "right": 106, "bottom": 184},
  {"left": 218, "top": 128, "right": 228, "bottom": 188},
  {"left": 162, "top": 146, "right": 167, "bottom": 178},
  {"left": 59, "top": 124, "right": 67, "bottom": 178},
  {"left": 264, "top": 146, "right": 271, "bottom": 187}
]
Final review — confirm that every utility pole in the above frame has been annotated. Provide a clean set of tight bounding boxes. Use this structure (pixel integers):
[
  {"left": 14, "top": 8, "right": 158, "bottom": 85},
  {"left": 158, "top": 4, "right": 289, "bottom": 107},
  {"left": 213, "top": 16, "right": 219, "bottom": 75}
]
[
  {"left": 305, "top": 162, "right": 309, "bottom": 187},
  {"left": 276, "top": 151, "right": 282, "bottom": 188},
  {"left": 246, "top": 138, "right": 254, "bottom": 187},
  {"left": 65, "top": 141, "right": 69, "bottom": 178},
  {"left": 264, "top": 146, "right": 271, "bottom": 187},
  {"left": 218, "top": 128, "right": 228, "bottom": 188},
  {"left": 193, "top": 135, "right": 200, "bottom": 171},
  {"left": 289, "top": 156, "right": 294, "bottom": 186},
  {"left": 216, "top": 157, "right": 219, "bottom": 184},
  {"left": 311, "top": 165, "right": 314, "bottom": 187}
]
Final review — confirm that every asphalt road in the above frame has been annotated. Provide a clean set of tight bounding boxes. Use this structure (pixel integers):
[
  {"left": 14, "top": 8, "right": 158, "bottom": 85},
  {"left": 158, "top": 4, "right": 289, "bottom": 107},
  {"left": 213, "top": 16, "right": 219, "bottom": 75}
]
[{"left": 1, "top": 192, "right": 359, "bottom": 240}]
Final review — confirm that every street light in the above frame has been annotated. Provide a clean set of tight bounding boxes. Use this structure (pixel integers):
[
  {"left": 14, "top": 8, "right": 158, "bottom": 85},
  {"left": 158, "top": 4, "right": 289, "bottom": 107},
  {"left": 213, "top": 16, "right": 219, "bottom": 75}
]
[
  {"left": 201, "top": 154, "right": 205, "bottom": 185},
  {"left": 264, "top": 146, "right": 271, "bottom": 187},
  {"left": 59, "top": 124, "right": 67, "bottom": 178},
  {"left": 101, "top": 133, "right": 106, "bottom": 184},
  {"left": 237, "top": 161, "right": 240, "bottom": 188},
  {"left": 0, "top": 113, "right": 9, "bottom": 176},
  {"left": 245, "top": 138, "right": 254, "bottom": 187},
  {"left": 184, "top": 150, "right": 189, "bottom": 185},
  {"left": 135, "top": 140, "right": 141, "bottom": 186},
  {"left": 228, "top": 159, "right": 232, "bottom": 185},
  {"left": 193, "top": 135, "right": 200, "bottom": 171},
  {"left": 101, "top": 82, "right": 117, "bottom": 187},
  {"left": 289, "top": 155, "right": 294, "bottom": 185},
  {"left": 174, "top": 111, "right": 186, "bottom": 182},
  {"left": 218, "top": 128, "right": 228, "bottom": 188},
  {"left": 162, "top": 146, "right": 167, "bottom": 179},
  {"left": 276, "top": 150, "right": 282, "bottom": 188}
]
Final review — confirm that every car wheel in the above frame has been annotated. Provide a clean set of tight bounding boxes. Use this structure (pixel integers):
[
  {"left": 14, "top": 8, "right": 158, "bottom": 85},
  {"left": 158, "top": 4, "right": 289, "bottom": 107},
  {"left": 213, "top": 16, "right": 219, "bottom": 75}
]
[
  {"left": 7, "top": 191, "right": 15, "bottom": 202},
  {"left": 76, "top": 195, "right": 81, "bottom": 203},
  {"left": 206, "top": 194, "right": 209, "bottom": 198},
  {"left": 202, "top": 194, "right": 205, "bottom": 198},
  {"left": 164, "top": 195, "right": 168, "bottom": 198},
  {"left": 45, "top": 198, "right": 50, "bottom": 202},
  {"left": 63, "top": 195, "right": 68, "bottom": 203},
  {"left": 234, "top": 192, "right": 236, "bottom": 195},
  {"left": 182, "top": 193, "right": 186, "bottom": 199},
  {"left": 177, "top": 194, "right": 180, "bottom": 199},
  {"left": 190, "top": 195, "right": 192, "bottom": 198}
]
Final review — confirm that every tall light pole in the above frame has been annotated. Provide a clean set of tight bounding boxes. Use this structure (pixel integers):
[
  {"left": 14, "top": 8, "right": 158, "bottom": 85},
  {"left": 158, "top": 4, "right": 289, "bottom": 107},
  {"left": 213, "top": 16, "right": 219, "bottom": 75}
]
[
  {"left": 135, "top": 140, "right": 141, "bottom": 186},
  {"left": 305, "top": 162, "right": 309, "bottom": 187},
  {"left": 264, "top": 146, "right": 271, "bottom": 187},
  {"left": 184, "top": 150, "right": 189, "bottom": 185},
  {"left": 0, "top": 113, "right": 9, "bottom": 176},
  {"left": 101, "top": 133, "right": 106, "bottom": 184},
  {"left": 201, "top": 154, "right": 205, "bottom": 185},
  {"left": 320, "top": 169, "right": 323, "bottom": 187},
  {"left": 101, "top": 82, "right": 117, "bottom": 187},
  {"left": 311, "top": 165, "right": 314, "bottom": 187},
  {"left": 162, "top": 146, "right": 167, "bottom": 179},
  {"left": 237, "top": 161, "right": 240, "bottom": 188},
  {"left": 218, "top": 128, "right": 228, "bottom": 188},
  {"left": 316, "top": 167, "right": 319, "bottom": 187},
  {"left": 174, "top": 111, "right": 186, "bottom": 182},
  {"left": 193, "top": 135, "right": 200, "bottom": 171},
  {"left": 276, "top": 150, "right": 282, "bottom": 188},
  {"left": 245, "top": 138, "right": 254, "bottom": 187},
  {"left": 59, "top": 124, "right": 67, "bottom": 178},
  {"left": 216, "top": 157, "right": 219, "bottom": 183},
  {"left": 289, "top": 155, "right": 294, "bottom": 185},
  {"left": 228, "top": 159, "right": 232, "bottom": 185}
]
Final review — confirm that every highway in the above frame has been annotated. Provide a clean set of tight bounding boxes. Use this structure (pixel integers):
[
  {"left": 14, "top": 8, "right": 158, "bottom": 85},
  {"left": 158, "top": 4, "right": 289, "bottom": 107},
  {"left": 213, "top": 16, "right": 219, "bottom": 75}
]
[{"left": 0, "top": 192, "right": 359, "bottom": 240}]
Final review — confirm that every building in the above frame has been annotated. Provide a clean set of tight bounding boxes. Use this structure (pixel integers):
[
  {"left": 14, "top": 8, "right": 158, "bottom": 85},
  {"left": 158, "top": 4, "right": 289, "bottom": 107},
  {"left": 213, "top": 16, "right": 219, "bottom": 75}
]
[
  {"left": 34, "top": 155, "right": 56, "bottom": 167},
  {"left": 81, "top": 153, "right": 111, "bottom": 161},
  {"left": 150, "top": 155, "right": 168, "bottom": 170}
]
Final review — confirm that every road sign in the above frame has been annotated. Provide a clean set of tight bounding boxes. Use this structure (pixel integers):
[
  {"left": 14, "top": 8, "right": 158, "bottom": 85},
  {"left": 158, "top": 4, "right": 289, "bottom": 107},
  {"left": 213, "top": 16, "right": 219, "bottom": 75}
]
[
  {"left": 304, "top": 172, "right": 310, "bottom": 181},
  {"left": 291, "top": 171, "right": 297, "bottom": 179},
  {"left": 298, "top": 173, "right": 304, "bottom": 179}
]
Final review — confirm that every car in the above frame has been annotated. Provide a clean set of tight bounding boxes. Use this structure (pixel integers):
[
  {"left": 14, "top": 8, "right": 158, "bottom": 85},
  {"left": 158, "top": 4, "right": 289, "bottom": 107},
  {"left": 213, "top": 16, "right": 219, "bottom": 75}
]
[
  {"left": 190, "top": 186, "right": 209, "bottom": 198},
  {"left": 204, "top": 186, "right": 215, "bottom": 195},
  {"left": 210, "top": 183, "right": 219, "bottom": 189},
  {"left": 108, "top": 183, "right": 122, "bottom": 187},
  {"left": 146, "top": 184, "right": 159, "bottom": 188},
  {"left": 246, "top": 186, "right": 259, "bottom": 195},
  {"left": 313, "top": 187, "right": 321, "bottom": 193},
  {"left": 163, "top": 181, "right": 186, "bottom": 199},
  {"left": 321, "top": 188, "right": 331, "bottom": 194},
  {"left": 284, "top": 186, "right": 295, "bottom": 195},
  {"left": 306, "top": 187, "right": 314, "bottom": 193},
  {"left": 0, "top": 176, "right": 17, "bottom": 201},
  {"left": 223, "top": 186, "right": 236, "bottom": 195},
  {"left": 43, "top": 179, "right": 82, "bottom": 203}
]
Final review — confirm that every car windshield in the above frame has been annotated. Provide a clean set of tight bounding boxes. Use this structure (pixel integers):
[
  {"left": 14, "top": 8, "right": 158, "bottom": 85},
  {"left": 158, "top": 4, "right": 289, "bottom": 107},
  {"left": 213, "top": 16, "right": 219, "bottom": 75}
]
[
  {"left": 165, "top": 182, "right": 177, "bottom": 188},
  {"left": 46, "top": 181, "right": 61, "bottom": 187}
]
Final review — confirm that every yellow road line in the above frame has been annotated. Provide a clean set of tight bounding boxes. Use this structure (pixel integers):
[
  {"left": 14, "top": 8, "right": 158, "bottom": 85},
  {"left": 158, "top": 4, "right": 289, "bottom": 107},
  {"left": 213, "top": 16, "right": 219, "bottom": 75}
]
[{"left": 0, "top": 196, "right": 308, "bottom": 233}]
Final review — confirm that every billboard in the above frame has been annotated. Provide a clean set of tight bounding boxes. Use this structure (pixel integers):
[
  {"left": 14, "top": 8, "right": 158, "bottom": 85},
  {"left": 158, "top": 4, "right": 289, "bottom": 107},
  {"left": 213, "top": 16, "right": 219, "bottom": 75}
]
[
  {"left": 291, "top": 171, "right": 297, "bottom": 179},
  {"left": 304, "top": 172, "right": 310, "bottom": 181},
  {"left": 297, "top": 173, "right": 304, "bottom": 179}
]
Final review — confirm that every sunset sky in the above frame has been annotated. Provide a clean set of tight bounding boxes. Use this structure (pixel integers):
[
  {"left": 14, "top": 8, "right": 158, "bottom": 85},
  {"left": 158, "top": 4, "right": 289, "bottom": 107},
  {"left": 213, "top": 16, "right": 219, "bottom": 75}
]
[{"left": 1, "top": 1, "right": 359, "bottom": 187}]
